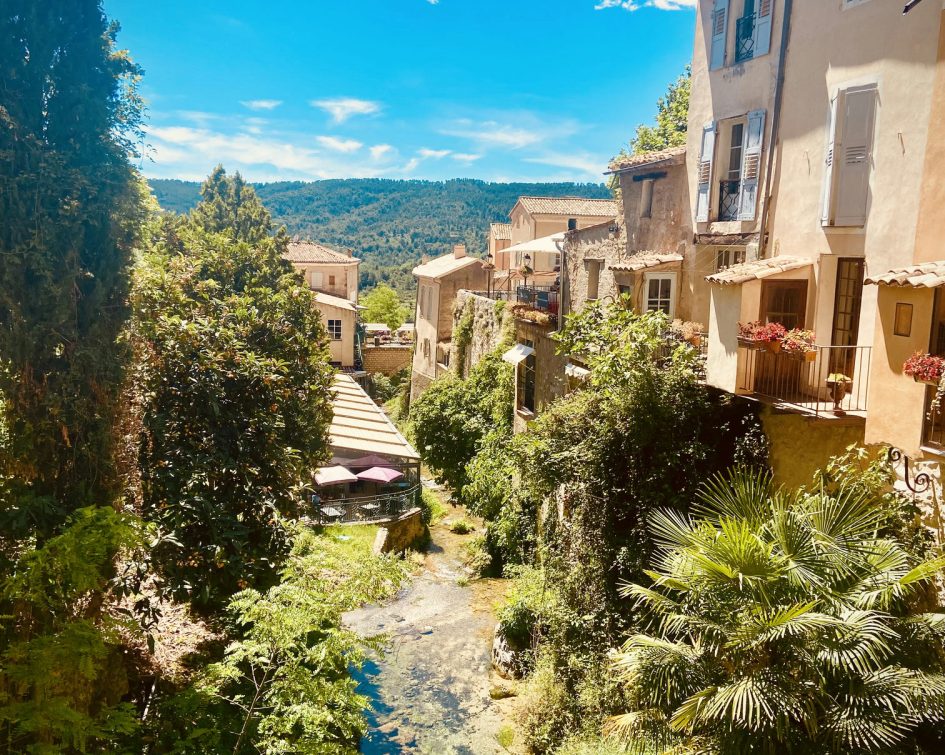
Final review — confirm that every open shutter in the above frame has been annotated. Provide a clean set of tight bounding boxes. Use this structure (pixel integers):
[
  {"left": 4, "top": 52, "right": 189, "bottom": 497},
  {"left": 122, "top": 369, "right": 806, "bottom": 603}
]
[
  {"left": 821, "top": 95, "right": 839, "bottom": 226},
  {"left": 833, "top": 86, "right": 876, "bottom": 227},
  {"left": 695, "top": 122, "right": 716, "bottom": 222},
  {"left": 709, "top": 0, "right": 729, "bottom": 71},
  {"left": 738, "top": 109, "right": 766, "bottom": 221},
  {"left": 753, "top": 0, "right": 773, "bottom": 58}
]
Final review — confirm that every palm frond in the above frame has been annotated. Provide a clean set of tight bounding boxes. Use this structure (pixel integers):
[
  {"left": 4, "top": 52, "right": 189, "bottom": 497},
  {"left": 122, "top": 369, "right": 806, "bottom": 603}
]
[{"left": 694, "top": 467, "right": 773, "bottom": 525}]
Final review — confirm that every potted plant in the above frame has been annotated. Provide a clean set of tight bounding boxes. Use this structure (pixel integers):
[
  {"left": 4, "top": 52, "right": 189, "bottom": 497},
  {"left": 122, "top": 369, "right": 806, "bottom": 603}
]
[
  {"left": 903, "top": 352, "right": 945, "bottom": 385},
  {"left": 670, "top": 319, "right": 706, "bottom": 348},
  {"left": 781, "top": 329, "right": 817, "bottom": 361},
  {"left": 826, "top": 373, "right": 852, "bottom": 415},
  {"left": 738, "top": 321, "right": 786, "bottom": 352}
]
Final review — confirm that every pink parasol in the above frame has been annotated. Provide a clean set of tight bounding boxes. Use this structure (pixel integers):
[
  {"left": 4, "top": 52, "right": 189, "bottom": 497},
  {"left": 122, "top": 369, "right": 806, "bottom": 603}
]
[{"left": 356, "top": 466, "right": 404, "bottom": 483}]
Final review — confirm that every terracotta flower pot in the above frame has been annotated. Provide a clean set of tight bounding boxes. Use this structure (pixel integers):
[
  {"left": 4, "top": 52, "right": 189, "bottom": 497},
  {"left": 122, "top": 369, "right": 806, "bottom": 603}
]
[
  {"left": 764, "top": 340, "right": 781, "bottom": 354},
  {"left": 913, "top": 375, "right": 941, "bottom": 386},
  {"left": 785, "top": 349, "right": 817, "bottom": 362}
]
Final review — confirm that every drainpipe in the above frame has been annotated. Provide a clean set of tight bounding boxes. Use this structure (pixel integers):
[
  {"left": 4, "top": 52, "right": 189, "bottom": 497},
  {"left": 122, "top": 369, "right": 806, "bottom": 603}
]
[{"left": 758, "top": 0, "right": 794, "bottom": 260}]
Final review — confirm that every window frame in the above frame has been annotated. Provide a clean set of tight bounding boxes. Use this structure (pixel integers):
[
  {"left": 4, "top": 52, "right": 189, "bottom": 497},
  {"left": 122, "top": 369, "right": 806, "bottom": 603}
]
[
  {"left": 327, "top": 319, "right": 343, "bottom": 341},
  {"left": 517, "top": 339, "right": 537, "bottom": 414},
  {"left": 640, "top": 179, "right": 655, "bottom": 219},
  {"left": 643, "top": 272, "right": 677, "bottom": 319}
]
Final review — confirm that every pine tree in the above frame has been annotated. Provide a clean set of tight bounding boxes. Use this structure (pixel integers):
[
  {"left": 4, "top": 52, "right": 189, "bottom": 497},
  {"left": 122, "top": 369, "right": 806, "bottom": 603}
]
[{"left": 189, "top": 164, "right": 276, "bottom": 245}]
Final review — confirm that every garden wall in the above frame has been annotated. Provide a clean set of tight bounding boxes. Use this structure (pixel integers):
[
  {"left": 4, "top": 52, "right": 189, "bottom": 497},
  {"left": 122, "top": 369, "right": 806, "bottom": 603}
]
[
  {"left": 451, "top": 290, "right": 512, "bottom": 377},
  {"left": 372, "top": 507, "right": 427, "bottom": 554},
  {"left": 363, "top": 344, "right": 412, "bottom": 375}
]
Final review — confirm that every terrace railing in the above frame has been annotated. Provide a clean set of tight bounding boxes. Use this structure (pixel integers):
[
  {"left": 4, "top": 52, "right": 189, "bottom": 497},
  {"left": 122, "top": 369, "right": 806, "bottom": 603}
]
[
  {"left": 312, "top": 484, "right": 420, "bottom": 525},
  {"left": 737, "top": 344, "right": 871, "bottom": 418}
]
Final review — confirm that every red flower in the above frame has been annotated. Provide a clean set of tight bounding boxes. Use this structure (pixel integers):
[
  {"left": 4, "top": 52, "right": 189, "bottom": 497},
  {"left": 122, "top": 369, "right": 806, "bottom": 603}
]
[{"left": 903, "top": 352, "right": 945, "bottom": 382}]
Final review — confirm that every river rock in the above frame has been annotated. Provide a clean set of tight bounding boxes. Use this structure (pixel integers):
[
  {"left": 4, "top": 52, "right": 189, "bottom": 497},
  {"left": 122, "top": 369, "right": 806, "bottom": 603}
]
[{"left": 491, "top": 622, "right": 526, "bottom": 679}]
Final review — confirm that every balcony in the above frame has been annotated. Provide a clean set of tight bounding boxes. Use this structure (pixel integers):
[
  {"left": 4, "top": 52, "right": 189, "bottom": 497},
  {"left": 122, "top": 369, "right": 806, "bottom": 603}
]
[
  {"left": 312, "top": 485, "right": 421, "bottom": 525},
  {"left": 735, "top": 14, "right": 756, "bottom": 63},
  {"left": 737, "top": 344, "right": 872, "bottom": 419},
  {"left": 719, "top": 180, "right": 741, "bottom": 222}
]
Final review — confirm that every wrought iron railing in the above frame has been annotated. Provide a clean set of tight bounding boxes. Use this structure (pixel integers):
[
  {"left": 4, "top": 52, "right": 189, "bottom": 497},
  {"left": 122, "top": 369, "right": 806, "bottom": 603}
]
[
  {"left": 735, "top": 14, "right": 756, "bottom": 63},
  {"left": 312, "top": 484, "right": 420, "bottom": 525},
  {"left": 719, "top": 180, "right": 741, "bottom": 221},
  {"left": 737, "top": 344, "right": 871, "bottom": 418}
]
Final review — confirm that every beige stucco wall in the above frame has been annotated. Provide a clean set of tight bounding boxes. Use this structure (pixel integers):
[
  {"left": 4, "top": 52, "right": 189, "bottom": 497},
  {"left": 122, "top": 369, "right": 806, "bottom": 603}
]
[
  {"left": 314, "top": 300, "right": 355, "bottom": 367},
  {"left": 293, "top": 261, "right": 359, "bottom": 302},
  {"left": 915, "top": 14, "right": 945, "bottom": 265},
  {"left": 412, "top": 279, "right": 440, "bottom": 388},
  {"left": 509, "top": 205, "right": 614, "bottom": 246}
]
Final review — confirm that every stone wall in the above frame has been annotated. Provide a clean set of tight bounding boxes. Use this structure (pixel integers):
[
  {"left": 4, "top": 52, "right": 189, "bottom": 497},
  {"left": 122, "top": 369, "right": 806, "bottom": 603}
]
[
  {"left": 512, "top": 319, "right": 569, "bottom": 435},
  {"left": 363, "top": 344, "right": 412, "bottom": 375},
  {"left": 451, "top": 290, "right": 512, "bottom": 377},
  {"left": 372, "top": 507, "right": 427, "bottom": 554}
]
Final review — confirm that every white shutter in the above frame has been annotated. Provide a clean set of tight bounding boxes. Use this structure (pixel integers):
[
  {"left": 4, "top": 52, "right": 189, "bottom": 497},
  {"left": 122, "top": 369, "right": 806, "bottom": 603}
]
[
  {"left": 738, "top": 109, "right": 766, "bottom": 221},
  {"left": 834, "top": 86, "right": 877, "bottom": 227},
  {"left": 710, "top": 0, "right": 729, "bottom": 71},
  {"left": 696, "top": 121, "right": 716, "bottom": 222},
  {"left": 821, "top": 95, "right": 839, "bottom": 226},
  {"left": 753, "top": 0, "right": 773, "bottom": 58}
]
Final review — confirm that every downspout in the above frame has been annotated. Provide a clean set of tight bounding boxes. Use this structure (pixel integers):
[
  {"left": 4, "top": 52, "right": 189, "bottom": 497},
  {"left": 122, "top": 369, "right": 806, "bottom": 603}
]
[{"left": 758, "top": 0, "right": 794, "bottom": 260}]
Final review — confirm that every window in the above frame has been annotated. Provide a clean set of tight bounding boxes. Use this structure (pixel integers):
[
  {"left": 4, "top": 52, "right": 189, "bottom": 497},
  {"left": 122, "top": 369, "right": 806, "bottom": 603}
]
[
  {"left": 761, "top": 280, "right": 807, "bottom": 330},
  {"left": 644, "top": 273, "right": 676, "bottom": 318},
  {"left": 310, "top": 270, "right": 324, "bottom": 288},
  {"left": 553, "top": 253, "right": 561, "bottom": 270},
  {"left": 719, "top": 121, "right": 745, "bottom": 221},
  {"left": 710, "top": 0, "right": 772, "bottom": 70},
  {"left": 701, "top": 111, "right": 765, "bottom": 223},
  {"left": 518, "top": 339, "right": 536, "bottom": 413},
  {"left": 586, "top": 260, "right": 601, "bottom": 301},
  {"left": 822, "top": 85, "right": 877, "bottom": 227},
  {"left": 715, "top": 247, "right": 746, "bottom": 272},
  {"left": 327, "top": 319, "right": 342, "bottom": 341},
  {"left": 924, "top": 291, "right": 945, "bottom": 449},
  {"left": 640, "top": 179, "right": 654, "bottom": 219},
  {"left": 328, "top": 274, "right": 336, "bottom": 286}
]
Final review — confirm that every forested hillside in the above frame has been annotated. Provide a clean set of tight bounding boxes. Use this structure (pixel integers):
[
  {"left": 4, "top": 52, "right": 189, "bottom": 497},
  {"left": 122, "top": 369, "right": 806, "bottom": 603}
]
[{"left": 150, "top": 178, "right": 612, "bottom": 294}]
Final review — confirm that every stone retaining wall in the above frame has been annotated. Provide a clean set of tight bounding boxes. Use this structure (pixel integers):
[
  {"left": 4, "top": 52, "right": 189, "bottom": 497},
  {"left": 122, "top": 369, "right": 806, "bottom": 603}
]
[
  {"left": 452, "top": 290, "right": 512, "bottom": 376},
  {"left": 372, "top": 507, "right": 427, "bottom": 554},
  {"left": 363, "top": 344, "right": 412, "bottom": 375}
]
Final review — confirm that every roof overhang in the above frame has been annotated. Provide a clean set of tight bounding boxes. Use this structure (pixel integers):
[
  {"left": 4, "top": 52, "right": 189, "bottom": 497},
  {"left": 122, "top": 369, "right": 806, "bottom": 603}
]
[
  {"left": 706, "top": 257, "right": 813, "bottom": 285},
  {"left": 609, "top": 253, "right": 684, "bottom": 273},
  {"left": 865, "top": 260, "right": 945, "bottom": 288},
  {"left": 502, "top": 343, "right": 535, "bottom": 365}
]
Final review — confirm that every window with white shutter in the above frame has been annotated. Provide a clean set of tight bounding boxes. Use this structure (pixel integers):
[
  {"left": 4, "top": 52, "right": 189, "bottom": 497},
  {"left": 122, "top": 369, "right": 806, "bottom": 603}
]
[
  {"left": 738, "top": 109, "right": 765, "bottom": 220},
  {"left": 822, "top": 85, "right": 877, "bottom": 227},
  {"left": 710, "top": 0, "right": 729, "bottom": 71},
  {"left": 696, "top": 121, "right": 716, "bottom": 222}
]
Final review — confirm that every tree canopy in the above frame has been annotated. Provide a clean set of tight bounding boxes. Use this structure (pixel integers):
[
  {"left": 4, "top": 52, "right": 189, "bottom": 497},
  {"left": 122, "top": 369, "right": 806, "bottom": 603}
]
[
  {"left": 611, "top": 67, "right": 691, "bottom": 163},
  {"left": 360, "top": 284, "right": 410, "bottom": 330}
]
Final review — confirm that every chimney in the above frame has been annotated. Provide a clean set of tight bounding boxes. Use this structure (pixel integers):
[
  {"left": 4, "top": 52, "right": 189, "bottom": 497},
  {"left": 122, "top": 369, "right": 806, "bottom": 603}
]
[
  {"left": 453, "top": 243, "right": 467, "bottom": 259},
  {"left": 567, "top": 218, "right": 577, "bottom": 231}
]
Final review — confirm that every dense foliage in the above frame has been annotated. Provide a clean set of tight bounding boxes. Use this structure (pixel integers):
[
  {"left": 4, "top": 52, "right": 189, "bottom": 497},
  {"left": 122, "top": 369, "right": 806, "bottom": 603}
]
[
  {"left": 131, "top": 171, "right": 335, "bottom": 608},
  {"left": 609, "top": 465, "right": 945, "bottom": 754},
  {"left": 0, "top": 0, "right": 144, "bottom": 540},
  {"left": 360, "top": 284, "right": 410, "bottom": 329},
  {"left": 149, "top": 178, "right": 611, "bottom": 296},
  {"left": 611, "top": 67, "right": 690, "bottom": 164}
]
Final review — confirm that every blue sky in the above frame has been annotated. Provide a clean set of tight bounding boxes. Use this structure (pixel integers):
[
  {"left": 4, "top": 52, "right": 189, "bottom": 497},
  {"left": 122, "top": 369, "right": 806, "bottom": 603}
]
[{"left": 106, "top": 0, "right": 696, "bottom": 184}]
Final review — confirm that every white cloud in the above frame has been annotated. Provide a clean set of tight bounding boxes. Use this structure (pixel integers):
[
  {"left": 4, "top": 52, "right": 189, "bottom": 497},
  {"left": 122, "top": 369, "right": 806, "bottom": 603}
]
[
  {"left": 594, "top": 0, "right": 696, "bottom": 10},
  {"left": 418, "top": 148, "right": 451, "bottom": 159},
  {"left": 316, "top": 135, "right": 363, "bottom": 153},
  {"left": 402, "top": 157, "right": 421, "bottom": 173},
  {"left": 441, "top": 121, "right": 542, "bottom": 149},
  {"left": 243, "top": 117, "right": 267, "bottom": 135},
  {"left": 370, "top": 144, "right": 394, "bottom": 159},
  {"left": 451, "top": 153, "right": 481, "bottom": 163},
  {"left": 427, "top": 0, "right": 440, "bottom": 4},
  {"left": 311, "top": 97, "right": 381, "bottom": 123},
  {"left": 240, "top": 99, "right": 282, "bottom": 111},
  {"left": 524, "top": 153, "right": 605, "bottom": 177}
]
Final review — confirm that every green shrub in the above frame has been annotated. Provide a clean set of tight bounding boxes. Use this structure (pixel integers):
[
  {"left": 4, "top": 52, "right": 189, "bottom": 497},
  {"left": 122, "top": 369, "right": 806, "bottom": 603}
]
[
  {"left": 419, "top": 487, "right": 447, "bottom": 525},
  {"left": 449, "top": 518, "right": 474, "bottom": 534}
]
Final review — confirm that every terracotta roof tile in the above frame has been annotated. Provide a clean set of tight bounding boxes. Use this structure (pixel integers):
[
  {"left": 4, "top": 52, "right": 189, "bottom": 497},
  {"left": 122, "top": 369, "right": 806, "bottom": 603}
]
[
  {"left": 865, "top": 260, "right": 945, "bottom": 288},
  {"left": 515, "top": 196, "right": 617, "bottom": 217},
  {"left": 608, "top": 145, "right": 686, "bottom": 173},
  {"left": 609, "top": 252, "right": 684, "bottom": 272},
  {"left": 706, "top": 256, "right": 813, "bottom": 285},
  {"left": 490, "top": 222, "right": 512, "bottom": 240},
  {"left": 285, "top": 240, "right": 357, "bottom": 264}
]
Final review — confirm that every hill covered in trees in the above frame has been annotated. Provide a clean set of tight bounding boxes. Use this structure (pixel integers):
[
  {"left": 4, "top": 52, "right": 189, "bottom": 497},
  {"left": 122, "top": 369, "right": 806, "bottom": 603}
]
[{"left": 149, "top": 178, "right": 612, "bottom": 295}]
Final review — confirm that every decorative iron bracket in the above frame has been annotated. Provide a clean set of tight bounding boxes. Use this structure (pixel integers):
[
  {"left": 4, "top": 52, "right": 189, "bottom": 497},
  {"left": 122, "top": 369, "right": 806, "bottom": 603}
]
[{"left": 887, "top": 446, "right": 932, "bottom": 495}]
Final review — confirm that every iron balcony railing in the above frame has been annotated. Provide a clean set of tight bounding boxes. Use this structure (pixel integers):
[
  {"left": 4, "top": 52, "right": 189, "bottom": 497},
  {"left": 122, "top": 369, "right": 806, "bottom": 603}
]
[
  {"left": 737, "top": 344, "right": 871, "bottom": 418},
  {"left": 312, "top": 484, "right": 420, "bottom": 525},
  {"left": 516, "top": 285, "right": 559, "bottom": 318},
  {"left": 735, "top": 13, "right": 756, "bottom": 63},
  {"left": 719, "top": 180, "right": 741, "bottom": 221}
]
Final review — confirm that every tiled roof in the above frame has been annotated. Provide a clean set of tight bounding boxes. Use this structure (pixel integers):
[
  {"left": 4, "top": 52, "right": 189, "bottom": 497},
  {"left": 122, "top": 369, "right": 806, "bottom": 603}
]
[
  {"left": 490, "top": 222, "right": 512, "bottom": 240},
  {"left": 706, "top": 256, "right": 813, "bottom": 285},
  {"left": 312, "top": 292, "right": 357, "bottom": 312},
  {"left": 515, "top": 196, "right": 617, "bottom": 218},
  {"left": 329, "top": 374, "right": 420, "bottom": 461},
  {"left": 412, "top": 252, "right": 482, "bottom": 279},
  {"left": 865, "top": 261, "right": 945, "bottom": 288},
  {"left": 608, "top": 145, "right": 686, "bottom": 173},
  {"left": 609, "top": 252, "right": 684, "bottom": 272},
  {"left": 285, "top": 240, "right": 357, "bottom": 264}
]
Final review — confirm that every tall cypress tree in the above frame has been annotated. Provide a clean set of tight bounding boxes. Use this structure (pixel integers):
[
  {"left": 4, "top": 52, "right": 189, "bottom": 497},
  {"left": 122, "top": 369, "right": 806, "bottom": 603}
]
[{"left": 0, "top": 1, "right": 144, "bottom": 539}]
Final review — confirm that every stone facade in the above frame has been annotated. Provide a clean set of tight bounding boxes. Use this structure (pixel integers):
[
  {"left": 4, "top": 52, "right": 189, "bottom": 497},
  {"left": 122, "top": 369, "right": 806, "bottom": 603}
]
[
  {"left": 372, "top": 507, "right": 427, "bottom": 554},
  {"left": 362, "top": 344, "right": 412, "bottom": 375},
  {"left": 511, "top": 318, "right": 569, "bottom": 435},
  {"left": 451, "top": 290, "right": 512, "bottom": 377}
]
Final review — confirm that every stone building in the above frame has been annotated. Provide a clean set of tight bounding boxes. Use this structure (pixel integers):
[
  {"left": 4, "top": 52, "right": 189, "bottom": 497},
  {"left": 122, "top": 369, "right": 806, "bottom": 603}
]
[
  {"left": 410, "top": 244, "right": 488, "bottom": 401},
  {"left": 285, "top": 240, "right": 360, "bottom": 368}
]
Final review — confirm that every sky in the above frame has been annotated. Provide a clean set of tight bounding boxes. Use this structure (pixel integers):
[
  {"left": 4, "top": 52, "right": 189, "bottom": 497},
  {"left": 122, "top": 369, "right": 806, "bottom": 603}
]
[{"left": 105, "top": 0, "right": 697, "bottom": 184}]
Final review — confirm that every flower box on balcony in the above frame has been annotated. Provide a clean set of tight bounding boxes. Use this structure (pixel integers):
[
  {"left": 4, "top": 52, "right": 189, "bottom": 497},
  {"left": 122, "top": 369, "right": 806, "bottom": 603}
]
[
  {"left": 781, "top": 329, "right": 817, "bottom": 362},
  {"left": 737, "top": 336, "right": 767, "bottom": 351},
  {"left": 737, "top": 321, "right": 787, "bottom": 351},
  {"left": 903, "top": 352, "right": 945, "bottom": 385}
]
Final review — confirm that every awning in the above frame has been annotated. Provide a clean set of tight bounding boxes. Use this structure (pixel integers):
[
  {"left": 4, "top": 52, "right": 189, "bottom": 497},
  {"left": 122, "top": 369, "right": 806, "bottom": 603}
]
[
  {"left": 705, "top": 256, "right": 813, "bottom": 285},
  {"left": 356, "top": 466, "right": 405, "bottom": 483},
  {"left": 314, "top": 465, "right": 358, "bottom": 486},
  {"left": 865, "top": 260, "right": 945, "bottom": 288},
  {"left": 565, "top": 362, "right": 590, "bottom": 380},
  {"left": 502, "top": 343, "right": 535, "bottom": 365}
]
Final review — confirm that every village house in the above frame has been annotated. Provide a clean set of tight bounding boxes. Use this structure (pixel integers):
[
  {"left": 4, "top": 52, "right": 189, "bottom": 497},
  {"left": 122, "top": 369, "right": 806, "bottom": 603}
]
[
  {"left": 693, "top": 0, "right": 943, "bottom": 482},
  {"left": 285, "top": 240, "right": 361, "bottom": 369},
  {"left": 410, "top": 244, "right": 488, "bottom": 401}
]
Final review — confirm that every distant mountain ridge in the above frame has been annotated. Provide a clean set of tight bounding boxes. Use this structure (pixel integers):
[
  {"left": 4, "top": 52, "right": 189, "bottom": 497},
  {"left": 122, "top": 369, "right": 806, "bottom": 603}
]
[{"left": 149, "top": 177, "right": 613, "bottom": 294}]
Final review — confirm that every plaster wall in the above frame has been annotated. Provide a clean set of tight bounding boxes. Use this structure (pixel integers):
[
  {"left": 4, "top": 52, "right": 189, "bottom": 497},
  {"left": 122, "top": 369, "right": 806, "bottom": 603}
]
[
  {"left": 294, "top": 261, "right": 359, "bottom": 302},
  {"left": 313, "top": 300, "right": 355, "bottom": 367},
  {"left": 915, "top": 15, "right": 945, "bottom": 264}
]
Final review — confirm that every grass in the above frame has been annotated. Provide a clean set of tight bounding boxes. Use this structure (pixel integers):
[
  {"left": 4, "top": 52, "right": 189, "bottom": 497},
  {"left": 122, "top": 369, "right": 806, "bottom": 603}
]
[
  {"left": 496, "top": 725, "right": 516, "bottom": 750},
  {"left": 323, "top": 524, "right": 380, "bottom": 556},
  {"left": 421, "top": 487, "right": 448, "bottom": 524},
  {"left": 449, "top": 518, "right": 474, "bottom": 534}
]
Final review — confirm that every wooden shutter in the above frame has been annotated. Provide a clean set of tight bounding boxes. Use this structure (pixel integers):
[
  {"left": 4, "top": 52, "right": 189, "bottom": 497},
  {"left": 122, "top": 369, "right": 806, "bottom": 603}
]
[
  {"left": 834, "top": 86, "right": 877, "bottom": 227},
  {"left": 738, "top": 109, "right": 766, "bottom": 221},
  {"left": 696, "top": 121, "right": 716, "bottom": 222},
  {"left": 821, "top": 95, "right": 839, "bottom": 226},
  {"left": 753, "top": 0, "right": 773, "bottom": 58},
  {"left": 710, "top": 0, "right": 729, "bottom": 71}
]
